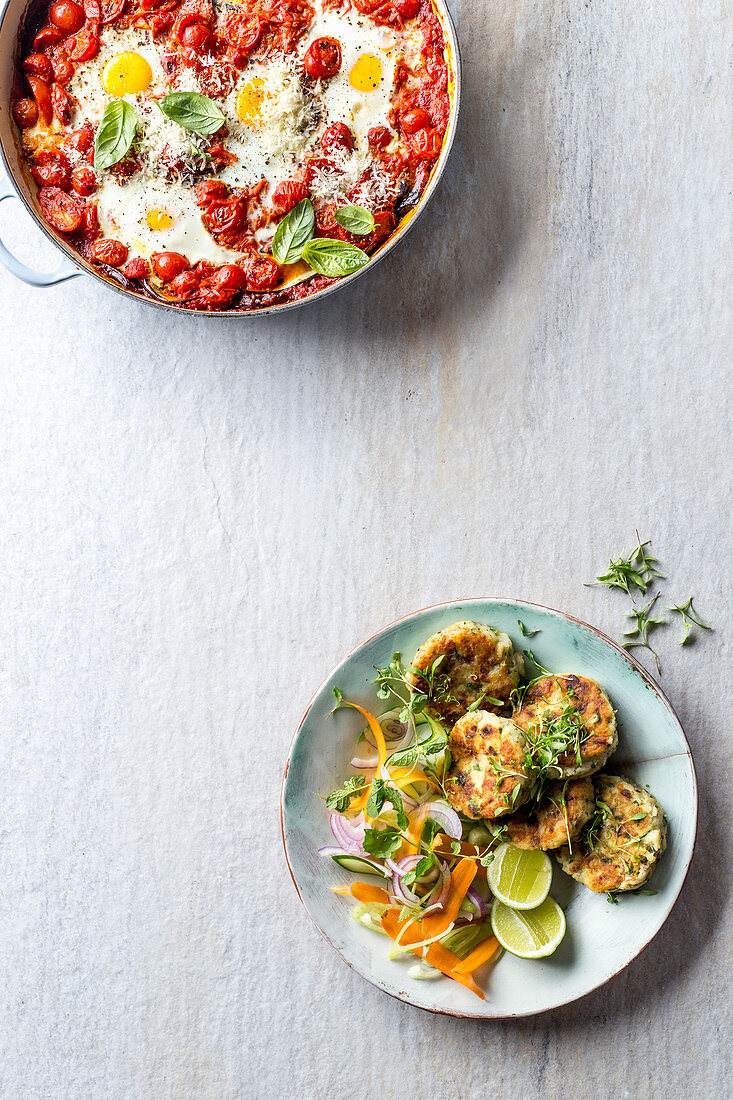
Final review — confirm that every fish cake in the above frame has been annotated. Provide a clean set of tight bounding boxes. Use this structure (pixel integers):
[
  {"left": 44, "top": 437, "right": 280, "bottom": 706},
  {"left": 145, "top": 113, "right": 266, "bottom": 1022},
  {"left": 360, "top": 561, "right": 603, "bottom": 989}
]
[
  {"left": 445, "top": 710, "right": 531, "bottom": 820},
  {"left": 556, "top": 774, "right": 667, "bottom": 892},
  {"left": 512, "top": 674, "right": 617, "bottom": 779},
  {"left": 407, "top": 621, "right": 523, "bottom": 725}
]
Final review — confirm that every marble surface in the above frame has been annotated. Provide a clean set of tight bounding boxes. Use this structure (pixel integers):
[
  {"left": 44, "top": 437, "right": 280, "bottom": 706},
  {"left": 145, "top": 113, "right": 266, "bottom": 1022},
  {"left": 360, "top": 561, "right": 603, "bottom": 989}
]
[{"left": 1, "top": 0, "right": 731, "bottom": 1096}]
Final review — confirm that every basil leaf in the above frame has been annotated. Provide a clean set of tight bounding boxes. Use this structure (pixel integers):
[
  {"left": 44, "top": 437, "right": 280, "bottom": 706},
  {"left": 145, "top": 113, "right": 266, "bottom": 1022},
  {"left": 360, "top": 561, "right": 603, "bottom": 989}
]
[
  {"left": 157, "top": 91, "right": 225, "bottom": 135},
  {"left": 334, "top": 204, "right": 375, "bottom": 235},
  {"left": 94, "top": 100, "right": 137, "bottom": 172},
  {"left": 302, "top": 237, "right": 370, "bottom": 277},
  {"left": 271, "top": 198, "right": 315, "bottom": 264}
]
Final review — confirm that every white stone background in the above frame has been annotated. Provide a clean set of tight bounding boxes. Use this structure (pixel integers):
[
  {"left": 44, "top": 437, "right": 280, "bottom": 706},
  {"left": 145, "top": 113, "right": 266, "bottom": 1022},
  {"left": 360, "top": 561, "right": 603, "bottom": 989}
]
[{"left": 1, "top": 0, "right": 731, "bottom": 1096}]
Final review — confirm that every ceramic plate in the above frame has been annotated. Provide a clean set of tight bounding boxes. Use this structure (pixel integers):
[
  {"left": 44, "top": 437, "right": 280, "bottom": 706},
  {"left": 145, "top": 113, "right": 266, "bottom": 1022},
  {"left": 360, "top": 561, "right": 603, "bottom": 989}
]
[{"left": 281, "top": 598, "right": 697, "bottom": 1017}]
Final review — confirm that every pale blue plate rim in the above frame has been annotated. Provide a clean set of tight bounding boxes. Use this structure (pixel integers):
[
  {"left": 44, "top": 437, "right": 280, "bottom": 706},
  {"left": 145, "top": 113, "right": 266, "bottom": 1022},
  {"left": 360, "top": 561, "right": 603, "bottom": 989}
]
[{"left": 281, "top": 597, "right": 698, "bottom": 1018}]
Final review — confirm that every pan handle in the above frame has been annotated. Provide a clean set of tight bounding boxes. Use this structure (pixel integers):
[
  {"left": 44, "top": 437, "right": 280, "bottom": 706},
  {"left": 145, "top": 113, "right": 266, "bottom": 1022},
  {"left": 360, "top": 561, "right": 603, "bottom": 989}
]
[{"left": 0, "top": 171, "right": 82, "bottom": 286}]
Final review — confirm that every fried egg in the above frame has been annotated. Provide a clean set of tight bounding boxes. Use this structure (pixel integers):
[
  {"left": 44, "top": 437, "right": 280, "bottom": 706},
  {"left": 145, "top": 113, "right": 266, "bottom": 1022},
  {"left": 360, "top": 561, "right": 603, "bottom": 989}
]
[{"left": 67, "top": 27, "right": 166, "bottom": 120}]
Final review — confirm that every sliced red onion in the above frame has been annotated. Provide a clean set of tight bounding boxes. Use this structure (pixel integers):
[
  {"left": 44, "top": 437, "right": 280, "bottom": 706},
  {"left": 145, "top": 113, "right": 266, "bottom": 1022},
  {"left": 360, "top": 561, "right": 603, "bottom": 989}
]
[
  {"left": 362, "top": 709, "right": 417, "bottom": 753},
  {"left": 386, "top": 854, "right": 423, "bottom": 906},
  {"left": 329, "top": 811, "right": 366, "bottom": 856},
  {"left": 420, "top": 800, "right": 462, "bottom": 840},
  {"left": 318, "top": 845, "right": 348, "bottom": 858},
  {"left": 465, "top": 885, "right": 489, "bottom": 920},
  {"left": 350, "top": 743, "right": 379, "bottom": 769}
]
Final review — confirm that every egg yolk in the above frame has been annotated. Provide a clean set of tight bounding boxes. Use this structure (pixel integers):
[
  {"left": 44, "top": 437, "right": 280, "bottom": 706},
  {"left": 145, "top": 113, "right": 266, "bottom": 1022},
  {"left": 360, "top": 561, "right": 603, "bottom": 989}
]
[
  {"left": 236, "top": 78, "right": 267, "bottom": 125},
  {"left": 102, "top": 52, "right": 153, "bottom": 96},
  {"left": 147, "top": 209, "right": 174, "bottom": 231},
  {"left": 349, "top": 54, "right": 382, "bottom": 92}
]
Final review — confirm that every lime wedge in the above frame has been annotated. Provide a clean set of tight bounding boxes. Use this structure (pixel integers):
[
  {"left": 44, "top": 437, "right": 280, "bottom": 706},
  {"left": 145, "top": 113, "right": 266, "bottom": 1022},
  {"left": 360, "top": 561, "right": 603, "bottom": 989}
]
[
  {"left": 491, "top": 897, "right": 566, "bottom": 958},
  {"left": 488, "top": 842, "right": 552, "bottom": 909}
]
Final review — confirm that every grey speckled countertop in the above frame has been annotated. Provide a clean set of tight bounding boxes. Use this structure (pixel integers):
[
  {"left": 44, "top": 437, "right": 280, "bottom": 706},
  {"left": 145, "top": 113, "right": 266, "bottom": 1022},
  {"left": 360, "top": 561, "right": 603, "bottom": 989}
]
[{"left": 1, "top": 0, "right": 731, "bottom": 1096}]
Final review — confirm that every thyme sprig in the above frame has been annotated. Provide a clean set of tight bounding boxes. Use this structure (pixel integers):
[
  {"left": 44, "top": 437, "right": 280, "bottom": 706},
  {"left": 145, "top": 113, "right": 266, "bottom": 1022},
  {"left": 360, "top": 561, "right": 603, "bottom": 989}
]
[
  {"left": 587, "top": 534, "right": 664, "bottom": 595},
  {"left": 669, "top": 597, "right": 712, "bottom": 646},
  {"left": 621, "top": 593, "right": 667, "bottom": 672}
]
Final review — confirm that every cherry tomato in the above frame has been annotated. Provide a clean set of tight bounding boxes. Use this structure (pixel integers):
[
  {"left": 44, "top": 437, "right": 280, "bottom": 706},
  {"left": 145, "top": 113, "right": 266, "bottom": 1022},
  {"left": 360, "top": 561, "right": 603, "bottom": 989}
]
[
  {"left": 368, "top": 125, "right": 391, "bottom": 152},
  {"left": 70, "top": 26, "right": 100, "bottom": 62},
  {"left": 51, "top": 83, "right": 75, "bottom": 125},
  {"left": 65, "top": 121, "right": 94, "bottom": 154},
  {"left": 23, "top": 54, "right": 54, "bottom": 82},
  {"left": 321, "top": 122, "right": 354, "bottom": 154},
  {"left": 169, "top": 269, "right": 200, "bottom": 297},
  {"left": 244, "top": 255, "right": 279, "bottom": 291},
  {"left": 314, "top": 203, "right": 339, "bottom": 238},
  {"left": 12, "top": 98, "right": 38, "bottom": 129},
  {"left": 38, "top": 186, "right": 83, "bottom": 232},
  {"left": 204, "top": 197, "right": 245, "bottom": 236},
  {"left": 151, "top": 251, "right": 190, "bottom": 281},
  {"left": 303, "top": 36, "right": 342, "bottom": 79},
  {"left": 80, "top": 201, "right": 100, "bottom": 239},
  {"left": 49, "top": 49, "right": 75, "bottom": 84},
  {"left": 100, "top": 0, "right": 126, "bottom": 23},
  {"left": 123, "top": 257, "right": 149, "bottom": 280},
  {"left": 195, "top": 179, "right": 229, "bottom": 207},
  {"left": 34, "top": 26, "right": 64, "bottom": 49},
  {"left": 211, "top": 264, "right": 246, "bottom": 292},
  {"left": 393, "top": 0, "right": 420, "bottom": 17},
  {"left": 32, "top": 152, "right": 71, "bottom": 190},
  {"left": 400, "top": 107, "right": 431, "bottom": 134},
  {"left": 71, "top": 165, "right": 97, "bottom": 196},
  {"left": 271, "top": 180, "right": 308, "bottom": 215},
  {"left": 222, "top": 14, "right": 262, "bottom": 56},
  {"left": 207, "top": 142, "right": 237, "bottom": 169},
  {"left": 90, "top": 238, "right": 128, "bottom": 266},
  {"left": 180, "top": 23, "right": 212, "bottom": 50},
  {"left": 196, "top": 288, "right": 232, "bottom": 310},
  {"left": 49, "top": 0, "right": 84, "bottom": 32},
  {"left": 411, "top": 128, "right": 441, "bottom": 159},
  {"left": 83, "top": 0, "right": 102, "bottom": 20},
  {"left": 26, "top": 77, "right": 52, "bottom": 126}
]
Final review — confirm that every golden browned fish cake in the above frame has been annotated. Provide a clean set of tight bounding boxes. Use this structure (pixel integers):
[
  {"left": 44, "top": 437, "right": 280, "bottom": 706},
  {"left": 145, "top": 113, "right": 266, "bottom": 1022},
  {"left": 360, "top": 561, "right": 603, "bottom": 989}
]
[
  {"left": 407, "top": 621, "right": 523, "bottom": 725},
  {"left": 505, "top": 778, "right": 595, "bottom": 850},
  {"left": 556, "top": 774, "right": 667, "bottom": 892},
  {"left": 512, "top": 674, "right": 617, "bottom": 778},
  {"left": 445, "top": 711, "right": 531, "bottom": 820}
]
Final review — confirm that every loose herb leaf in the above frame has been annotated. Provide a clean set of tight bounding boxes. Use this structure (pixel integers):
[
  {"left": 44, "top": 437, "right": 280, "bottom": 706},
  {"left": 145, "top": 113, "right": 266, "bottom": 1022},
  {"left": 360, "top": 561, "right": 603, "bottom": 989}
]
[
  {"left": 365, "top": 777, "right": 408, "bottom": 829},
  {"left": 622, "top": 592, "right": 666, "bottom": 672},
  {"left": 518, "top": 620, "right": 539, "bottom": 637},
  {"left": 606, "top": 891, "right": 619, "bottom": 904},
  {"left": 669, "top": 596, "right": 712, "bottom": 646},
  {"left": 363, "top": 826, "right": 401, "bottom": 859},
  {"left": 334, "top": 204, "right": 375, "bottom": 235},
  {"left": 325, "top": 774, "right": 366, "bottom": 812},
  {"left": 523, "top": 649, "right": 552, "bottom": 675},
  {"left": 302, "top": 237, "right": 369, "bottom": 277},
  {"left": 272, "top": 198, "right": 315, "bottom": 264},
  {"left": 587, "top": 534, "right": 664, "bottom": 595},
  {"left": 157, "top": 91, "right": 225, "bottom": 134},
  {"left": 94, "top": 100, "right": 137, "bottom": 171}
]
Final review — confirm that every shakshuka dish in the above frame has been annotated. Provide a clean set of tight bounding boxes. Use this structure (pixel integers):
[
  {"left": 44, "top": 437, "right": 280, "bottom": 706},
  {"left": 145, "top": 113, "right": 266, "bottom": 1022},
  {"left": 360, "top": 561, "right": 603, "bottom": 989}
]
[{"left": 11, "top": 0, "right": 455, "bottom": 311}]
